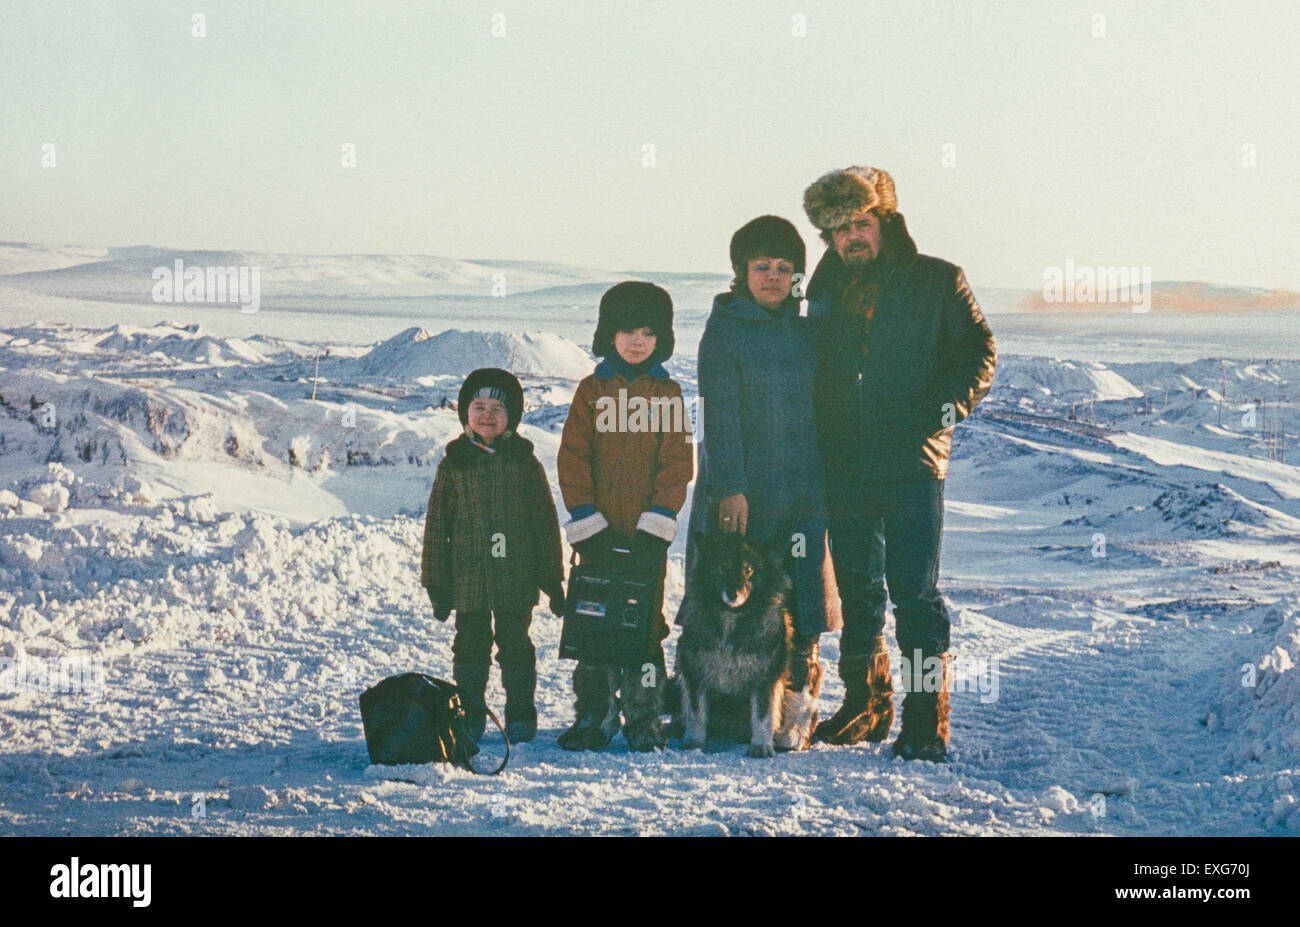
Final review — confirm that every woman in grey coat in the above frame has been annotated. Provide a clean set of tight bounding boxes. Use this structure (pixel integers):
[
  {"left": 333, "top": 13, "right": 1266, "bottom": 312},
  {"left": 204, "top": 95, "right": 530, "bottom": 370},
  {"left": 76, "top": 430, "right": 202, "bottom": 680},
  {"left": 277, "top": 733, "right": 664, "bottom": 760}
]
[{"left": 680, "top": 215, "right": 842, "bottom": 750}]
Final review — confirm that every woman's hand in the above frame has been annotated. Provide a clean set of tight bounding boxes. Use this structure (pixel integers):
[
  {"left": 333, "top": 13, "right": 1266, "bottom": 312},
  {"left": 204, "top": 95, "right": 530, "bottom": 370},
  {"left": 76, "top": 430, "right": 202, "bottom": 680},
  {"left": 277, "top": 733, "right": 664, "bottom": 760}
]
[{"left": 717, "top": 493, "right": 748, "bottom": 534}]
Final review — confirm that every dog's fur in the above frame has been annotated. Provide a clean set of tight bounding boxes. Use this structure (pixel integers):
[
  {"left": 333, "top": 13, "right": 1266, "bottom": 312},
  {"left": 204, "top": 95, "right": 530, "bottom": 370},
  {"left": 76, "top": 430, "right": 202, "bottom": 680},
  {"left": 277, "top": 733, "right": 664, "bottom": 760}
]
[{"left": 674, "top": 533, "right": 797, "bottom": 757}]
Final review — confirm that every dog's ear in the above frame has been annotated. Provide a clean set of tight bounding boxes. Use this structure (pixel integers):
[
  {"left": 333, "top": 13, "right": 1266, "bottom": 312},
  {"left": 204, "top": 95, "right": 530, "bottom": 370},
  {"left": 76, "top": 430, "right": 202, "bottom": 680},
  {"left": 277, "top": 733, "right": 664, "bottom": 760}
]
[
  {"left": 756, "top": 537, "right": 796, "bottom": 582},
  {"left": 706, "top": 528, "right": 741, "bottom": 554},
  {"left": 743, "top": 534, "right": 783, "bottom": 564}
]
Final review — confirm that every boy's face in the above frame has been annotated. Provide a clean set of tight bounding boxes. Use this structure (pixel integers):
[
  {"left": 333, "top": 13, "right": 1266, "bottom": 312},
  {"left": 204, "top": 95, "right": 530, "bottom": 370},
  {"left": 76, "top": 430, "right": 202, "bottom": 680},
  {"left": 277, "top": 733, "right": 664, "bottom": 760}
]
[
  {"left": 467, "top": 397, "right": 508, "bottom": 442},
  {"left": 745, "top": 255, "right": 796, "bottom": 310},
  {"left": 613, "top": 326, "right": 657, "bottom": 366}
]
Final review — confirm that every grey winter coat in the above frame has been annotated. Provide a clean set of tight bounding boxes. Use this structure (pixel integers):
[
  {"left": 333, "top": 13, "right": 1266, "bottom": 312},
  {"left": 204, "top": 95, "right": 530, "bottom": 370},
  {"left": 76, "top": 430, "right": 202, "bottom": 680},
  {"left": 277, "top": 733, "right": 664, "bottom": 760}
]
[{"left": 682, "top": 291, "right": 842, "bottom": 635}]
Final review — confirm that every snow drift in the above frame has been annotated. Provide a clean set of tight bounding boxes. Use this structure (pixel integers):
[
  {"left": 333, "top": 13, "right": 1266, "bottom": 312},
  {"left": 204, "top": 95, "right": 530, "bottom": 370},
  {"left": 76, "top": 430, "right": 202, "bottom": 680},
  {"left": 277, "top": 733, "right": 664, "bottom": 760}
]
[{"left": 352, "top": 327, "right": 593, "bottom": 381}]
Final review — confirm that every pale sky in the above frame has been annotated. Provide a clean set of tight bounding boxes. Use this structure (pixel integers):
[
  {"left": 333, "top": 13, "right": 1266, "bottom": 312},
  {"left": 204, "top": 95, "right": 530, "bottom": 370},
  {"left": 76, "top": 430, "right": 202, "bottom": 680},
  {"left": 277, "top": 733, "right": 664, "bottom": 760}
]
[{"left": 2, "top": 0, "right": 1296, "bottom": 288}]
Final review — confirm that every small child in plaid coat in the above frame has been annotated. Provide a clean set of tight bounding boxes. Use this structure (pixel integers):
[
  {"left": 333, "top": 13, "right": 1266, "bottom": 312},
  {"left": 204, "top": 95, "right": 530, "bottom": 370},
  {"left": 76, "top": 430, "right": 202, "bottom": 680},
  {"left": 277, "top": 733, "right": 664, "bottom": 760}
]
[{"left": 420, "top": 367, "right": 564, "bottom": 744}]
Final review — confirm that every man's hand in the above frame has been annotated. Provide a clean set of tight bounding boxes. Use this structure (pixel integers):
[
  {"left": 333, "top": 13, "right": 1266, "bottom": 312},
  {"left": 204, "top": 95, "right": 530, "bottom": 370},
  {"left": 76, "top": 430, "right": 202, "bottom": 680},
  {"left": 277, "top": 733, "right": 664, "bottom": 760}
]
[{"left": 717, "top": 493, "right": 748, "bottom": 534}]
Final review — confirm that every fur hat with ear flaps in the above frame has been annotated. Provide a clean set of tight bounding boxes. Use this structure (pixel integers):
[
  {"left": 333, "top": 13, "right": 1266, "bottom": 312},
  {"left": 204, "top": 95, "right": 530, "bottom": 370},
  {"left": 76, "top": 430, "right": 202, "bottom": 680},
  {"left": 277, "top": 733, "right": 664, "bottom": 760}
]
[
  {"left": 592, "top": 281, "right": 675, "bottom": 363},
  {"left": 803, "top": 166, "right": 898, "bottom": 231},
  {"left": 458, "top": 367, "right": 524, "bottom": 432}
]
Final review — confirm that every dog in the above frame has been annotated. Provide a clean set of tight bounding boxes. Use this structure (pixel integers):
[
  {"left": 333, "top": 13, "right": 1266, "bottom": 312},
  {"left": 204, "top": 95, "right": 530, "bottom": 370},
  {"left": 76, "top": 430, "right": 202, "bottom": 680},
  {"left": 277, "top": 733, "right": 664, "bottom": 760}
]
[{"left": 673, "top": 532, "right": 815, "bottom": 757}]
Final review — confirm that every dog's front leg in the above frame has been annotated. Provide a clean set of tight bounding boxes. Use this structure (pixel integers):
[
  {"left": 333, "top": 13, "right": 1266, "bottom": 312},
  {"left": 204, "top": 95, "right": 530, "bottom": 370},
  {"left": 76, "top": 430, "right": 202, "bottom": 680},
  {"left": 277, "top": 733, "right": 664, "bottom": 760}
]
[
  {"left": 682, "top": 679, "right": 708, "bottom": 750},
  {"left": 747, "top": 685, "right": 778, "bottom": 757},
  {"left": 774, "top": 664, "right": 821, "bottom": 752}
]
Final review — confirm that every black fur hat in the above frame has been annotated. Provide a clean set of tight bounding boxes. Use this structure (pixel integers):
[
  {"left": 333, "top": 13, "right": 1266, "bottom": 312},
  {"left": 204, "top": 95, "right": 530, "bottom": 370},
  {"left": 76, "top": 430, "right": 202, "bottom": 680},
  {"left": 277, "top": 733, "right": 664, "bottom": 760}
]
[
  {"left": 458, "top": 367, "right": 524, "bottom": 431},
  {"left": 591, "top": 281, "right": 674, "bottom": 363},
  {"left": 729, "top": 215, "right": 806, "bottom": 280}
]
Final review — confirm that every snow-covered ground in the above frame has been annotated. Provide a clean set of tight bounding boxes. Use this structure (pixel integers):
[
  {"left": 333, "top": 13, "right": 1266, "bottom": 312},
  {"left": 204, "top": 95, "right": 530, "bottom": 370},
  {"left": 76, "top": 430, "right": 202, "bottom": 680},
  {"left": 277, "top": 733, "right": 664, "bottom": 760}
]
[{"left": 1, "top": 248, "right": 1298, "bottom": 835}]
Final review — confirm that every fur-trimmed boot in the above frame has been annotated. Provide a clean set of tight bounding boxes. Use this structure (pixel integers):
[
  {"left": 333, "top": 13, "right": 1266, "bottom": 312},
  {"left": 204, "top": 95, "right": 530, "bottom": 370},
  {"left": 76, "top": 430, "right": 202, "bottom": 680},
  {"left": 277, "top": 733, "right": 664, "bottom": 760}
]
[
  {"left": 501, "top": 665, "right": 537, "bottom": 743},
  {"left": 452, "top": 662, "right": 490, "bottom": 744},
  {"left": 892, "top": 652, "right": 951, "bottom": 762},
  {"left": 814, "top": 637, "right": 894, "bottom": 745},
  {"left": 621, "top": 664, "right": 667, "bottom": 752},
  {"left": 775, "top": 634, "right": 823, "bottom": 751},
  {"left": 557, "top": 663, "right": 621, "bottom": 751}
]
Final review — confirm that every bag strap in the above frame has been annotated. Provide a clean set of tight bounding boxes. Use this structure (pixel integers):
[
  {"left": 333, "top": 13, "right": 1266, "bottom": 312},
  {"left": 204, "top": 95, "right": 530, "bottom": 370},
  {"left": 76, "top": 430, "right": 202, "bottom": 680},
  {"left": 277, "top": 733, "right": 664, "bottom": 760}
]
[{"left": 464, "top": 706, "right": 510, "bottom": 775}]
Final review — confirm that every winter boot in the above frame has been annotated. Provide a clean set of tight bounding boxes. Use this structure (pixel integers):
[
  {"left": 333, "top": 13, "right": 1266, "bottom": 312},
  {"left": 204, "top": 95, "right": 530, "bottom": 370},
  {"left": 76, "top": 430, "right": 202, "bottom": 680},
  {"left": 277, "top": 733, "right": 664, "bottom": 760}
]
[
  {"left": 452, "top": 662, "right": 490, "bottom": 744},
  {"left": 814, "top": 637, "right": 894, "bottom": 745},
  {"left": 557, "top": 663, "right": 621, "bottom": 751},
  {"left": 501, "top": 665, "right": 537, "bottom": 743},
  {"left": 892, "top": 652, "right": 951, "bottom": 762},
  {"left": 775, "top": 634, "right": 823, "bottom": 751},
  {"left": 621, "top": 664, "right": 667, "bottom": 752}
]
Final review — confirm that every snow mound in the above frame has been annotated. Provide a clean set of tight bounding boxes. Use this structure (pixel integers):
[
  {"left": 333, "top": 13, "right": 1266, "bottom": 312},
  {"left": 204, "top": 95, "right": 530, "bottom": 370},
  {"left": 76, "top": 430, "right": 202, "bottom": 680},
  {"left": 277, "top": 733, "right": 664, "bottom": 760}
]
[
  {"left": 354, "top": 328, "right": 593, "bottom": 380},
  {"left": 1109, "top": 358, "right": 1300, "bottom": 396},
  {"left": 994, "top": 355, "right": 1143, "bottom": 400},
  {"left": 1202, "top": 595, "right": 1300, "bottom": 829},
  {"left": 96, "top": 322, "right": 272, "bottom": 366},
  {"left": 1150, "top": 483, "right": 1287, "bottom": 538}
]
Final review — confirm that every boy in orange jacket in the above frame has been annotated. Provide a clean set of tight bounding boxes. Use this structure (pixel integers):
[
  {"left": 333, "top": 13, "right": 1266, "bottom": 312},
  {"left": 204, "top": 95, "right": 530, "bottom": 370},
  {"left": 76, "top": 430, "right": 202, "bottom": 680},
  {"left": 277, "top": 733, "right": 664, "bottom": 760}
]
[{"left": 556, "top": 282, "right": 694, "bottom": 751}]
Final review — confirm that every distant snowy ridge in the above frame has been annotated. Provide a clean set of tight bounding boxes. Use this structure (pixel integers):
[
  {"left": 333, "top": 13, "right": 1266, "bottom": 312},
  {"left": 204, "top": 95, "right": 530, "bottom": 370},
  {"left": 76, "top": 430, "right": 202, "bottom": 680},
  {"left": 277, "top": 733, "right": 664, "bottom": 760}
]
[
  {"left": 1014, "top": 280, "right": 1300, "bottom": 314},
  {"left": 2, "top": 243, "right": 1294, "bottom": 315},
  {"left": 0, "top": 242, "right": 111, "bottom": 276},
  {"left": 0, "top": 245, "right": 626, "bottom": 301}
]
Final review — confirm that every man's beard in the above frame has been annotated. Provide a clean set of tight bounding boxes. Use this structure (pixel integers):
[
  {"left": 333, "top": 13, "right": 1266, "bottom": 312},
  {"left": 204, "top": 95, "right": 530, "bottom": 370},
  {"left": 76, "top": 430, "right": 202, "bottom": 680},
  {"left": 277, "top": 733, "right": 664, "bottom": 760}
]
[{"left": 841, "top": 246, "right": 879, "bottom": 270}]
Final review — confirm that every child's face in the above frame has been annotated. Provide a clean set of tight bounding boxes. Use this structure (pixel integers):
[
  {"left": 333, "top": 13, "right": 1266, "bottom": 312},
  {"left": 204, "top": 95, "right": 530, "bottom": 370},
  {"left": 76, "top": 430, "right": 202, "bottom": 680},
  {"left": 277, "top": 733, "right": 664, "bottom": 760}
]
[
  {"left": 467, "top": 397, "right": 508, "bottom": 442},
  {"left": 613, "top": 327, "right": 657, "bottom": 365}
]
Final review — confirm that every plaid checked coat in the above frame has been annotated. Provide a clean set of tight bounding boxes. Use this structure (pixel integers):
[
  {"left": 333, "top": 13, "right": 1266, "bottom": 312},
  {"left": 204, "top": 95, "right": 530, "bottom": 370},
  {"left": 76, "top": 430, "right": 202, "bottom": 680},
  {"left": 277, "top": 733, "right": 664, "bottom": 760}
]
[{"left": 420, "top": 433, "right": 565, "bottom": 614}]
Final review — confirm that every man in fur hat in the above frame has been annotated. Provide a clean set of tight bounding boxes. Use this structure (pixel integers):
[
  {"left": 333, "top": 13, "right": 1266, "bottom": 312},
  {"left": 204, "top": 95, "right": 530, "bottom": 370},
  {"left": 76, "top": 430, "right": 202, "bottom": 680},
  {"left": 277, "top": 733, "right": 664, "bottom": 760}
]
[{"left": 803, "top": 166, "right": 997, "bottom": 762}]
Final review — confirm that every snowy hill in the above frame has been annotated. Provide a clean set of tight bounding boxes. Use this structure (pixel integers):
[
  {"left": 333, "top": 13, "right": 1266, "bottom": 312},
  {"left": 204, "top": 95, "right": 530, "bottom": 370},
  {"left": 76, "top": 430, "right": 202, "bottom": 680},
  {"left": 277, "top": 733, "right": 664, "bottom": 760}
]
[
  {"left": 353, "top": 327, "right": 594, "bottom": 381},
  {"left": 994, "top": 355, "right": 1144, "bottom": 400},
  {"left": 95, "top": 322, "right": 277, "bottom": 367}
]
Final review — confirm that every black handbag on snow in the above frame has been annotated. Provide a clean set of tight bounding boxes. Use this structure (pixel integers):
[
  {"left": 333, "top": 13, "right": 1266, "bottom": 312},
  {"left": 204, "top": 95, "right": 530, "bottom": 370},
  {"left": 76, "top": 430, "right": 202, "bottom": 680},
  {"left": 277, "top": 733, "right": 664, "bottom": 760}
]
[
  {"left": 560, "top": 546, "right": 655, "bottom": 667},
  {"left": 358, "top": 673, "right": 509, "bottom": 774}
]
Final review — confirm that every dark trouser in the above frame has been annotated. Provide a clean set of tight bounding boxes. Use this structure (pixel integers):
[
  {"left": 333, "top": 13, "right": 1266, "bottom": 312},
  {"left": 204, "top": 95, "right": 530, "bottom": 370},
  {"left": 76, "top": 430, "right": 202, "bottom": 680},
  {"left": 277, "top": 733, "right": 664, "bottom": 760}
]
[
  {"left": 829, "top": 478, "right": 950, "bottom": 659},
  {"left": 452, "top": 607, "right": 536, "bottom": 674}
]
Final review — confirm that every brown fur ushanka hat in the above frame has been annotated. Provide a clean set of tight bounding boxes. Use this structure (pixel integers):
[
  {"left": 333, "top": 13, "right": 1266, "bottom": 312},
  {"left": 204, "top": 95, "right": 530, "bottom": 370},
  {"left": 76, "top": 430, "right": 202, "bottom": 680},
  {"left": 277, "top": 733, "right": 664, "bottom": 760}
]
[
  {"left": 592, "top": 281, "right": 675, "bottom": 363},
  {"left": 802, "top": 166, "right": 898, "bottom": 231}
]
